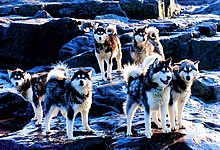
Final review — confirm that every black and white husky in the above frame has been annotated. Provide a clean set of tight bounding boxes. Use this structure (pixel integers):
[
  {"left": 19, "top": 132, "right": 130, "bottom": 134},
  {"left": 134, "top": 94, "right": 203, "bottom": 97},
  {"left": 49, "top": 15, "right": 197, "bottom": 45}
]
[
  {"left": 169, "top": 59, "right": 200, "bottom": 130},
  {"left": 93, "top": 23, "right": 122, "bottom": 80},
  {"left": 7, "top": 68, "right": 47, "bottom": 125},
  {"left": 123, "top": 57, "right": 172, "bottom": 138},
  {"left": 44, "top": 63, "right": 94, "bottom": 139},
  {"left": 130, "top": 26, "right": 164, "bottom": 66}
]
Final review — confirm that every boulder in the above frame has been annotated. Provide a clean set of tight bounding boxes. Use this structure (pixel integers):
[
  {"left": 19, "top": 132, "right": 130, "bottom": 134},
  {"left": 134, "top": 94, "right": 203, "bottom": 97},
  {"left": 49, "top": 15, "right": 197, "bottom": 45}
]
[
  {"left": 119, "top": 0, "right": 165, "bottom": 19},
  {"left": 192, "top": 71, "right": 220, "bottom": 101},
  {"left": 59, "top": 33, "right": 95, "bottom": 61},
  {"left": 197, "top": 22, "right": 217, "bottom": 37},
  {"left": 0, "top": 17, "right": 81, "bottom": 64}
]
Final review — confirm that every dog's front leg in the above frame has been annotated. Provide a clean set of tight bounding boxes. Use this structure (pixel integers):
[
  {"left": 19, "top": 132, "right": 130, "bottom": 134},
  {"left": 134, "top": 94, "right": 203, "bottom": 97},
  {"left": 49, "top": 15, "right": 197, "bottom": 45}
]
[
  {"left": 144, "top": 109, "right": 152, "bottom": 138},
  {"left": 106, "top": 57, "right": 113, "bottom": 80},
  {"left": 81, "top": 109, "right": 94, "bottom": 133},
  {"left": 97, "top": 57, "right": 105, "bottom": 80},
  {"left": 169, "top": 101, "right": 177, "bottom": 131},
  {"left": 66, "top": 107, "right": 75, "bottom": 139},
  {"left": 160, "top": 103, "right": 170, "bottom": 133}
]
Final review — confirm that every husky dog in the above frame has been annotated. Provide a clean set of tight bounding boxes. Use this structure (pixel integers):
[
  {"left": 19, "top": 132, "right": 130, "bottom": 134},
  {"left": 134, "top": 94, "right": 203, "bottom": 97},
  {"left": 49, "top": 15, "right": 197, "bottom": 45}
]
[
  {"left": 7, "top": 68, "right": 47, "bottom": 125},
  {"left": 44, "top": 63, "right": 94, "bottom": 139},
  {"left": 130, "top": 26, "right": 164, "bottom": 66},
  {"left": 169, "top": 59, "right": 200, "bottom": 130},
  {"left": 93, "top": 23, "right": 122, "bottom": 80},
  {"left": 123, "top": 58, "right": 172, "bottom": 138}
]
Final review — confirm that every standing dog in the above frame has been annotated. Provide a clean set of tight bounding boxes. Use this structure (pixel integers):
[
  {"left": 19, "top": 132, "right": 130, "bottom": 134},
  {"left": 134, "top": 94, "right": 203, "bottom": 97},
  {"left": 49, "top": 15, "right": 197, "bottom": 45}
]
[
  {"left": 130, "top": 26, "right": 164, "bottom": 66},
  {"left": 7, "top": 68, "right": 47, "bottom": 125},
  {"left": 44, "top": 63, "right": 94, "bottom": 139},
  {"left": 123, "top": 58, "right": 172, "bottom": 138},
  {"left": 169, "top": 59, "right": 200, "bottom": 130},
  {"left": 93, "top": 23, "right": 122, "bottom": 80}
]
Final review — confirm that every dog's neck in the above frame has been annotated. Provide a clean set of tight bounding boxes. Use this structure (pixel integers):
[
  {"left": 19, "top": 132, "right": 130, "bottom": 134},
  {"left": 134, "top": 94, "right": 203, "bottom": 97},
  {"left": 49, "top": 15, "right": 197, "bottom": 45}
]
[
  {"left": 173, "top": 72, "right": 192, "bottom": 93},
  {"left": 133, "top": 40, "right": 147, "bottom": 50},
  {"left": 70, "top": 86, "right": 91, "bottom": 104}
]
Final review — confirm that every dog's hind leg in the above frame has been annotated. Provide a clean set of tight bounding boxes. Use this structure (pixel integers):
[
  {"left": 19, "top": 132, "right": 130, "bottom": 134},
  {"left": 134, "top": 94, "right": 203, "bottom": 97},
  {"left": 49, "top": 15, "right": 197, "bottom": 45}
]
[
  {"left": 81, "top": 109, "right": 94, "bottom": 133},
  {"left": 31, "top": 102, "right": 37, "bottom": 121},
  {"left": 152, "top": 111, "right": 162, "bottom": 128},
  {"left": 45, "top": 105, "right": 56, "bottom": 133},
  {"left": 35, "top": 103, "right": 43, "bottom": 125},
  {"left": 116, "top": 50, "right": 122, "bottom": 72},
  {"left": 125, "top": 101, "right": 138, "bottom": 136},
  {"left": 66, "top": 107, "right": 76, "bottom": 139}
]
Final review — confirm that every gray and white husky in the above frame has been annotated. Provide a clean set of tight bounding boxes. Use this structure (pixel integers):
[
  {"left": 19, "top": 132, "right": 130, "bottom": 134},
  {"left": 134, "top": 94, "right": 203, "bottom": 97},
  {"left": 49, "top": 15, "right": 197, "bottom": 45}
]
[
  {"left": 130, "top": 26, "right": 164, "bottom": 66},
  {"left": 169, "top": 59, "right": 200, "bottom": 130},
  {"left": 44, "top": 63, "right": 94, "bottom": 139},
  {"left": 93, "top": 23, "right": 122, "bottom": 80},
  {"left": 123, "top": 58, "right": 172, "bottom": 138},
  {"left": 7, "top": 68, "right": 47, "bottom": 125}
]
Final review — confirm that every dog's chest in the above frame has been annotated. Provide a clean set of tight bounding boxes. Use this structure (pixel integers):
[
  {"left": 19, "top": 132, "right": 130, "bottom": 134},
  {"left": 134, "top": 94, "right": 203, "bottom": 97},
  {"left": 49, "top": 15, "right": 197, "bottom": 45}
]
[
  {"left": 147, "top": 88, "right": 169, "bottom": 110},
  {"left": 22, "top": 87, "right": 33, "bottom": 102}
]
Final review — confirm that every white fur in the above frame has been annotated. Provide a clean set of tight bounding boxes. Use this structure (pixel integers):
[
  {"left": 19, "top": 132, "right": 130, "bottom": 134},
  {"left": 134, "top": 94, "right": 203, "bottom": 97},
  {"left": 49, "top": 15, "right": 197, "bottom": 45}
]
[
  {"left": 47, "top": 62, "right": 69, "bottom": 82},
  {"left": 123, "top": 64, "right": 142, "bottom": 83}
]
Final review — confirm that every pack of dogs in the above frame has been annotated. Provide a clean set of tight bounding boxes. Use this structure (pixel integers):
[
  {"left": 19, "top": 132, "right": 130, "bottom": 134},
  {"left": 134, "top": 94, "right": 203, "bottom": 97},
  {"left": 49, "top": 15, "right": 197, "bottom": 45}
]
[{"left": 7, "top": 22, "right": 200, "bottom": 139}]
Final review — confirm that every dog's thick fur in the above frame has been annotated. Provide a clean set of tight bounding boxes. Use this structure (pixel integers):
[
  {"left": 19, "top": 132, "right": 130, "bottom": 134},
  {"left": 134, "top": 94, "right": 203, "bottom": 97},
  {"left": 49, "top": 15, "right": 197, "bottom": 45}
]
[
  {"left": 93, "top": 23, "right": 122, "bottom": 80},
  {"left": 44, "top": 63, "right": 93, "bottom": 139},
  {"left": 169, "top": 59, "right": 200, "bottom": 130},
  {"left": 7, "top": 68, "right": 47, "bottom": 125},
  {"left": 123, "top": 58, "right": 172, "bottom": 138},
  {"left": 130, "top": 26, "right": 164, "bottom": 66}
]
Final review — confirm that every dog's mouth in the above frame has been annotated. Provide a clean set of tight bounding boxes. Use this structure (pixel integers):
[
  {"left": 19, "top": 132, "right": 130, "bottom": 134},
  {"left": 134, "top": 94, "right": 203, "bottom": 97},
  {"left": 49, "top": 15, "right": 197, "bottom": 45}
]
[{"left": 160, "top": 78, "right": 170, "bottom": 85}]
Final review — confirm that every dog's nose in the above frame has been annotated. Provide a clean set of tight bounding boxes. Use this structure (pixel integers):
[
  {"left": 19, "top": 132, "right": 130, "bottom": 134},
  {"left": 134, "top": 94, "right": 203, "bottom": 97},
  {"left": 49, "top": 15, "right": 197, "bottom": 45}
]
[
  {"left": 79, "top": 80, "right": 84, "bottom": 86},
  {"left": 15, "top": 82, "right": 19, "bottom": 86},
  {"left": 99, "top": 37, "right": 102, "bottom": 40},
  {"left": 167, "top": 76, "right": 171, "bottom": 81},
  {"left": 186, "top": 76, "right": 190, "bottom": 81}
]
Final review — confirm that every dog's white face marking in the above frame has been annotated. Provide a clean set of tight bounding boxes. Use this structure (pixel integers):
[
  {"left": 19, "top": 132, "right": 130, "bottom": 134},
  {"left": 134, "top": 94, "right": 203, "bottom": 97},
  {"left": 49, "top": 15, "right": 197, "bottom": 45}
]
[
  {"left": 133, "top": 27, "right": 148, "bottom": 46},
  {"left": 8, "top": 69, "right": 27, "bottom": 89},
  {"left": 94, "top": 27, "right": 107, "bottom": 44},
  {"left": 178, "top": 60, "right": 200, "bottom": 83},
  {"left": 151, "top": 59, "right": 172, "bottom": 88},
  {"left": 70, "top": 70, "right": 92, "bottom": 94}
]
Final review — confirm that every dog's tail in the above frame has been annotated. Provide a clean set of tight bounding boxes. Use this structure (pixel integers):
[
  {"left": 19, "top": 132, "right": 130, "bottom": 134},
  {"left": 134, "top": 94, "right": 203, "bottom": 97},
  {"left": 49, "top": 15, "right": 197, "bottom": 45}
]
[
  {"left": 47, "top": 62, "right": 69, "bottom": 82},
  {"left": 123, "top": 64, "right": 142, "bottom": 84},
  {"left": 142, "top": 53, "right": 164, "bottom": 72},
  {"left": 147, "top": 26, "right": 159, "bottom": 40}
]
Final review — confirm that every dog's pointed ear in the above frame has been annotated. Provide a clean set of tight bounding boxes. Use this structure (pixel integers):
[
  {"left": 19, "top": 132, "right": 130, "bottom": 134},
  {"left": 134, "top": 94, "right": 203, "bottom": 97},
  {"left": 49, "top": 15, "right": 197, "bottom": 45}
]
[
  {"left": 133, "top": 27, "right": 138, "bottom": 33},
  {"left": 166, "top": 57, "right": 172, "bottom": 66},
  {"left": 87, "top": 69, "right": 92, "bottom": 78},
  {"left": 152, "top": 58, "right": 159, "bottom": 68},
  {"left": 194, "top": 60, "right": 200, "bottom": 69},
  {"left": 92, "top": 21, "right": 99, "bottom": 30},
  {"left": 7, "top": 69, "right": 12, "bottom": 77},
  {"left": 143, "top": 26, "right": 148, "bottom": 32}
]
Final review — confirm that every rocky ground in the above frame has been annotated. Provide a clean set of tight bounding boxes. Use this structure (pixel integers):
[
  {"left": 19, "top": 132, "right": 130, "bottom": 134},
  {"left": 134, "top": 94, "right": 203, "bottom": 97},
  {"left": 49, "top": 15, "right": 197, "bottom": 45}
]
[{"left": 0, "top": 0, "right": 220, "bottom": 149}]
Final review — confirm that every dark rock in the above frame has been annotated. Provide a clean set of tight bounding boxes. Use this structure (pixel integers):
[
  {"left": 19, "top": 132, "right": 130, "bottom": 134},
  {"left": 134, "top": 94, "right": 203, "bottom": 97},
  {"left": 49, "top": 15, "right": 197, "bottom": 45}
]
[
  {"left": 119, "top": 32, "right": 132, "bottom": 46},
  {"left": 14, "top": 4, "right": 42, "bottom": 16},
  {"left": 0, "top": 5, "right": 14, "bottom": 16},
  {"left": 33, "top": 10, "right": 53, "bottom": 18},
  {"left": 198, "top": 22, "right": 217, "bottom": 37},
  {"left": 59, "top": 33, "right": 95, "bottom": 61},
  {"left": 189, "top": 35, "right": 220, "bottom": 70},
  {"left": 119, "top": 0, "right": 165, "bottom": 19},
  {"left": 0, "top": 17, "right": 81, "bottom": 64},
  {"left": 0, "top": 90, "right": 31, "bottom": 133},
  {"left": 192, "top": 71, "right": 220, "bottom": 101}
]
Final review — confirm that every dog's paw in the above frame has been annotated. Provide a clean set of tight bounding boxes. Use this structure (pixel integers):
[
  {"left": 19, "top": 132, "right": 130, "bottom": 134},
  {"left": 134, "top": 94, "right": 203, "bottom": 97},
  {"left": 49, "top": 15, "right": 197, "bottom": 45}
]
[
  {"left": 126, "top": 132, "right": 133, "bottom": 136},
  {"left": 162, "top": 127, "right": 171, "bottom": 133},
  {"left": 31, "top": 117, "right": 37, "bottom": 121},
  {"left": 67, "top": 136, "right": 75, "bottom": 140},
  {"left": 178, "top": 124, "right": 186, "bottom": 129},
  {"left": 145, "top": 131, "right": 152, "bottom": 139},
  {"left": 171, "top": 126, "right": 178, "bottom": 131},
  {"left": 87, "top": 128, "right": 95, "bottom": 133},
  {"left": 46, "top": 130, "right": 52, "bottom": 134}
]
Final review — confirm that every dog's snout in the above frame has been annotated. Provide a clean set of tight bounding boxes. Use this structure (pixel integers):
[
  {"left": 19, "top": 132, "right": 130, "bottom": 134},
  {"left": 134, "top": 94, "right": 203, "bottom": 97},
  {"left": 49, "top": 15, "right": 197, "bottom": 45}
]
[
  {"left": 186, "top": 76, "right": 190, "bottom": 81},
  {"left": 79, "top": 80, "right": 84, "bottom": 86},
  {"left": 167, "top": 76, "right": 171, "bottom": 81},
  {"left": 15, "top": 82, "right": 19, "bottom": 86},
  {"left": 99, "top": 37, "right": 102, "bottom": 41}
]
